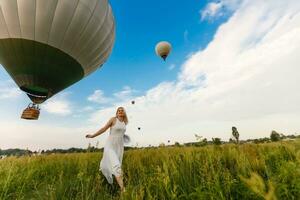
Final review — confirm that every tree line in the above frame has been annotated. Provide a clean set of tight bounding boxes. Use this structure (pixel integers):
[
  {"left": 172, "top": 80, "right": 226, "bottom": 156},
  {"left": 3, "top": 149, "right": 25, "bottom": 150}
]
[{"left": 1, "top": 129, "right": 299, "bottom": 157}]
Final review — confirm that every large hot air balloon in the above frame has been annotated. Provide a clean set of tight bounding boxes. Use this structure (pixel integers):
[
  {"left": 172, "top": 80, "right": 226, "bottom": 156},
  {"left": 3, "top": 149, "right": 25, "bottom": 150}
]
[
  {"left": 155, "top": 41, "right": 171, "bottom": 61},
  {"left": 0, "top": 0, "right": 115, "bottom": 119}
]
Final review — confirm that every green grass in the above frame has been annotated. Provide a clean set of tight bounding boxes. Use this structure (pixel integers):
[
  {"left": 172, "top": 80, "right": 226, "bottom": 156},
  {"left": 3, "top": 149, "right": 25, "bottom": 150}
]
[{"left": 0, "top": 140, "right": 299, "bottom": 200}]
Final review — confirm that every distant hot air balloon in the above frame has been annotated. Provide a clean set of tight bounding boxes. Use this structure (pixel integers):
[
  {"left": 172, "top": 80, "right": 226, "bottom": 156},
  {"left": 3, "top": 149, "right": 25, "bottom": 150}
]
[
  {"left": 155, "top": 41, "right": 172, "bottom": 61},
  {"left": 0, "top": 0, "right": 115, "bottom": 120},
  {"left": 131, "top": 100, "right": 135, "bottom": 105}
]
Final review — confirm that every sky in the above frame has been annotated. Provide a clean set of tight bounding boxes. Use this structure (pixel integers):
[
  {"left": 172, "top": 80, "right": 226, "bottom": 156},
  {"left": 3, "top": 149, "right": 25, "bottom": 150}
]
[{"left": 1, "top": 0, "right": 300, "bottom": 150}]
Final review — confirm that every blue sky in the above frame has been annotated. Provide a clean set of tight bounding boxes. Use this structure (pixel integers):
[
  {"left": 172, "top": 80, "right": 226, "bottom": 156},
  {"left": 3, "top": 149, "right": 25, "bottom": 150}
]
[
  {"left": 70, "top": 0, "right": 228, "bottom": 103},
  {"left": 1, "top": 0, "right": 300, "bottom": 150}
]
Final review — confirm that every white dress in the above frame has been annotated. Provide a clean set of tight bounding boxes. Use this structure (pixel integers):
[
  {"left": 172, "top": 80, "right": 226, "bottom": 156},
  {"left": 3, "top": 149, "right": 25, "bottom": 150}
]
[{"left": 100, "top": 117, "right": 126, "bottom": 184}]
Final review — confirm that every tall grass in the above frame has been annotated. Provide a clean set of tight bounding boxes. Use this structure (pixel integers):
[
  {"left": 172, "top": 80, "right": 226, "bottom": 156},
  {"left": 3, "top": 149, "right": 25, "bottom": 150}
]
[{"left": 0, "top": 140, "right": 299, "bottom": 200}]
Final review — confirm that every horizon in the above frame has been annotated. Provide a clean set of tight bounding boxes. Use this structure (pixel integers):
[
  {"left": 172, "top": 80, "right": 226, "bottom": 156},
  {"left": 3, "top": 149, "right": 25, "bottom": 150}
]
[{"left": 1, "top": 133, "right": 299, "bottom": 153}]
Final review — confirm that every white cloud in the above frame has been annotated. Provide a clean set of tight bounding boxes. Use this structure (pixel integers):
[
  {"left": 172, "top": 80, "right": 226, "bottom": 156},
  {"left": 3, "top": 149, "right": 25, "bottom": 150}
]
[
  {"left": 200, "top": 0, "right": 242, "bottom": 21},
  {"left": 81, "top": 106, "right": 94, "bottom": 112},
  {"left": 201, "top": 1, "right": 224, "bottom": 20},
  {"left": 168, "top": 64, "right": 176, "bottom": 71},
  {"left": 0, "top": 121, "right": 95, "bottom": 150},
  {"left": 42, "top": 93, "right": 72, "bottom": 116},
  {"left": 87, "top": 87, "right": 137, "bottom": 105},
  {"left": 87, "top": 90, "right": 111, "bottom": 104},
  {"left": 0, "top": 80, "right": 22, "bottom": 100},
  {"left": 113, "top": 86, "right": 136, "bottom": 100},
  {"left": 89, "top": 0, "right": 300, "bottom": 146}
]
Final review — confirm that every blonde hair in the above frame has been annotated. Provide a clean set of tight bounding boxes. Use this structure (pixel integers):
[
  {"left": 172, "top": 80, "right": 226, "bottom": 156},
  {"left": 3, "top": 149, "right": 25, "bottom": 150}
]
[{"left": 116, "top": 107, "right": 128, "bottom": 125}]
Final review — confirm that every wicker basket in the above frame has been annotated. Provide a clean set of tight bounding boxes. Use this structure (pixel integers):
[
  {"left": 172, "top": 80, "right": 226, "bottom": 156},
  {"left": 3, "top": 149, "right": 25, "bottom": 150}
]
[{"left": 21, "top": 107, "right": 40, "bottom": 120}]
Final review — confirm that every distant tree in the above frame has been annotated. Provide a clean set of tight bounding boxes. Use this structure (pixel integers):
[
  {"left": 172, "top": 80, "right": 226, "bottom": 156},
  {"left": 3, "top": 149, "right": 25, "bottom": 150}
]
[
  {"left": 254, "top": 137, "right": 271, "bottom": 144},
  {"left": 253, "top": 139, "right": 259, "bottom": 144},
  {"left": 229, "top": 138, "right": 235, "bottom": 143},
  {"left": 289, "top": 134, "right": 296, "bottom": 139},
  {"left": 174, "top": 142, "right": 181, "bottom": 147},
  {"left": 270, "top": 130, "right": 281, "bottom": 142},
  {"left": 201, "top": 138, "right": 208, "bottom": 146},
  {"left": 232, "top": 127, "right": 240, "bottom": 144},
  {"left": 159, "top": 143, "right": 165, "bottom": 147},
  {"left": 194, "top": 134, "right": 207, "bottom": 147},
  {"left": 195, "top": 134, "right": 208, "bottom": 147},
  {"left": 87, "top": 143, "right": 92, "bottom": 152},
  {"left": 280, "top": 133, "right": 286, "bottom": 139},
  {"left": 212, "top": 138, "right": 222, "bottom": 145},
  {"left": 24, "top": 148, "right": 30, "bottom": 156},
  {"left": 195, "top": 134, "right": 203, "bottom": 141}
]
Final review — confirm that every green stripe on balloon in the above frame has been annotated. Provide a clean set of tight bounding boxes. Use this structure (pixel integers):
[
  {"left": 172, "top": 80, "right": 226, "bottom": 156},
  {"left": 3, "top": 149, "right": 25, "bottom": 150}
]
[{"left": 0, "top": 38, "right": 84, "bottom": 104}]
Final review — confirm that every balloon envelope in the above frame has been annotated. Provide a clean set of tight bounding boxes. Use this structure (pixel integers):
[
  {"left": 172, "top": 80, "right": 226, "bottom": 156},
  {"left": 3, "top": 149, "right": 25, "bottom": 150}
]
[
  {"left": 0, "top": 0, "right": 115, "bottom": 104},
  {"left": 155, "top": 41, "right": 172, "bottom": 61}
]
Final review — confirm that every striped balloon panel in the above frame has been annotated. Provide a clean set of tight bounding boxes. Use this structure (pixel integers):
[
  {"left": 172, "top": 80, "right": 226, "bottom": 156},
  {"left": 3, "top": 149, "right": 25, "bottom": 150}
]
[{"left": 0, "top": 0, "right": 115, "bottom": 103}]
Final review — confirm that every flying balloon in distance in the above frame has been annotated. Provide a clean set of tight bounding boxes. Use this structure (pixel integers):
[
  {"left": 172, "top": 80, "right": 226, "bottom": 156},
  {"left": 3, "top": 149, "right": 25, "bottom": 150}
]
[
  {"left": 155, "top": 41, "right": 172, "bottom": 61},
  {"left": 131, "top": 100, "right": 135, "bottom": 105},
  {"left": 138, "top": 127, "right": 141, "bottom": 130},
  {"left": 0, "top": 0, "right": 115, "bottom": 120}
]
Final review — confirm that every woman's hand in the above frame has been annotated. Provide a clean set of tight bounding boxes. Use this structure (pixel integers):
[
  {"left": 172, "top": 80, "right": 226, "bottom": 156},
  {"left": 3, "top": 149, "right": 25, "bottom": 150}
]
[{"left": 85, "top": 134, "right": 94, "bottom": 138}]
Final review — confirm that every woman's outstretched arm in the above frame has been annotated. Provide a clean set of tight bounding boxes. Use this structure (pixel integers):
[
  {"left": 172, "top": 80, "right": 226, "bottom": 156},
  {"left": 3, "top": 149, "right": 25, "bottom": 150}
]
[{"left": 86, "top": 117, "right": 114, "bottom": 138}]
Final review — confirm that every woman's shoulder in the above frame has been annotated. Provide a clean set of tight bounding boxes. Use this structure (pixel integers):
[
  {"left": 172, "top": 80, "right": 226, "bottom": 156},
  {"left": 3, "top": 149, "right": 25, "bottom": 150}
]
[
  {"left": 107, "top": 117, "right": 117, "bottom": 127},
  {"left": 110, "top": 116, "right": 117, "bottom": 121}
]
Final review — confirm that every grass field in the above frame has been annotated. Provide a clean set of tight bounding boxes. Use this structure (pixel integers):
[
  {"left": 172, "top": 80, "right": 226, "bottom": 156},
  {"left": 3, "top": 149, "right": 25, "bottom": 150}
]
[{"left": 0, "top": 140, "right": 299, "bottom": 200}]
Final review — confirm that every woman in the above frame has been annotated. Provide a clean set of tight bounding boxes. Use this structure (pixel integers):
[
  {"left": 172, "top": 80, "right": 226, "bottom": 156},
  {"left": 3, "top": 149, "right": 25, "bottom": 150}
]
[{"left": 86, "top": 107, "right": 128, "bottom": 192}]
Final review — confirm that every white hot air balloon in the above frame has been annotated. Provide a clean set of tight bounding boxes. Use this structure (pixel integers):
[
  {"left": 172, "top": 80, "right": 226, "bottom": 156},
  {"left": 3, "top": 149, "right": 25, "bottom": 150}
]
[
  {"left": 0, "top": 0, "right": 115, "bottom": 119},
  {"left": 155, "top": 41, "right": 172, "bottom": 61}
]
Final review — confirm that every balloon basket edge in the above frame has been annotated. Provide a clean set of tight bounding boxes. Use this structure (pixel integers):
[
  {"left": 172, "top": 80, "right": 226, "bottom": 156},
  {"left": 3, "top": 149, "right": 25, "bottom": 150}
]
[{"left": 21, "top": 104, "right": 40, "bottom": 120}]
